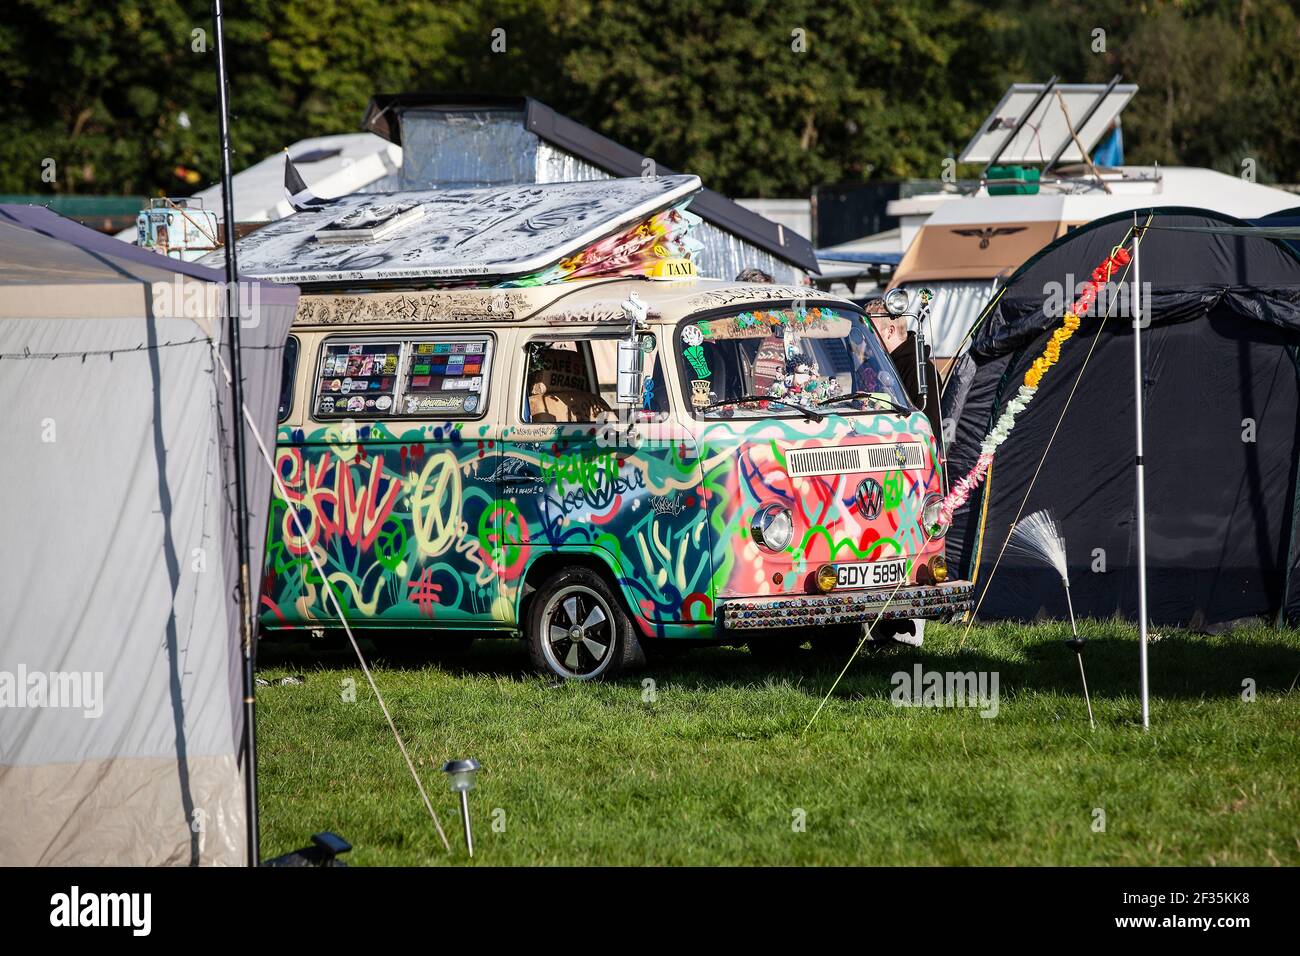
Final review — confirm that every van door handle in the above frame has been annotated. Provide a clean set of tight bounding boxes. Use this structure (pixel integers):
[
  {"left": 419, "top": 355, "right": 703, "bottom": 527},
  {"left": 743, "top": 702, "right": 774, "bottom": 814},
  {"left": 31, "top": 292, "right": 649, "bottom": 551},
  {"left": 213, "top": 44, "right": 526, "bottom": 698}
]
[{"left": 496, "top": 458, "right": 542, "bottom": 485}]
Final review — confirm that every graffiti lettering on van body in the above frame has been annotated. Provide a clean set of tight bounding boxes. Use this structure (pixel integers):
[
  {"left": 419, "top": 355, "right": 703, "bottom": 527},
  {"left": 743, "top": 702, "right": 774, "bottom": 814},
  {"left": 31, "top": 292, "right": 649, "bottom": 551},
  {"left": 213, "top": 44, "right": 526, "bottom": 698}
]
[
  {"left": 275, "top": 448, "right": 401, "bottom": 556},
  {"left": 263, "top": 423, "right": 502, "bottom": 626},
  {"left": 540, "top": 448, "right": 619, "bottom": 494}
]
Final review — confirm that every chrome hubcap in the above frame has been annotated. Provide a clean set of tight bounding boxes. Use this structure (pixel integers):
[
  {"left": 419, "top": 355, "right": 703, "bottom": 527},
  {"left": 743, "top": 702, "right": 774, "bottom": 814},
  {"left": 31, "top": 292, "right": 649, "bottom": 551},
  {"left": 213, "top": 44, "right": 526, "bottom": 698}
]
[{"left": 542, "top": 586, "right": 612, "bottom": 678}]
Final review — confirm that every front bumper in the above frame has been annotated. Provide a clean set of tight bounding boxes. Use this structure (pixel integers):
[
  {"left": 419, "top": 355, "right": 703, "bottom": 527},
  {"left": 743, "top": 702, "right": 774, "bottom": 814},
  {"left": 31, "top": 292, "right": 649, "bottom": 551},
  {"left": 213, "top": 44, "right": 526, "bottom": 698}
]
[{"left": 719, "top": 580, "right": 974, "bottom": 630}]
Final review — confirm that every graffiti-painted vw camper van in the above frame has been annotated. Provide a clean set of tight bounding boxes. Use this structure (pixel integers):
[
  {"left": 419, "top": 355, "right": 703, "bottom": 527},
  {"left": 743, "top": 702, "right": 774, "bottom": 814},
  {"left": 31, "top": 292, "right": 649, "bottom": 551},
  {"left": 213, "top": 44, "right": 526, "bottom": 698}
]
[{"left": 232, "top": 174, "right": 973, "bottom": 679}]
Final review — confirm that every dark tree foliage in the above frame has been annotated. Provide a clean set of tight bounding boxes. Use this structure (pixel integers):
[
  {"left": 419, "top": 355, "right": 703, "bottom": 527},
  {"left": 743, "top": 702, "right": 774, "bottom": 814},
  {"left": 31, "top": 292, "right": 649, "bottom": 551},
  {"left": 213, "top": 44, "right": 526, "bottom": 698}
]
[{"left": 1, "top": 0, "right": 1296, "bottom": 197}]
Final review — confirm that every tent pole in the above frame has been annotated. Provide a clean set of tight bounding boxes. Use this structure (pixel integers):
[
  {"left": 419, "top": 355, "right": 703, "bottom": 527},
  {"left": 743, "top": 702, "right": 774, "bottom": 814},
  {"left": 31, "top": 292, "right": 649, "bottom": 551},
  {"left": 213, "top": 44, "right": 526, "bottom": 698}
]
[
  {"left": 1133, "top": 213, "right": 1150, "bottom": 730},
  {"left": 213, "top": 0, "right": 259, "bottom": 865}
]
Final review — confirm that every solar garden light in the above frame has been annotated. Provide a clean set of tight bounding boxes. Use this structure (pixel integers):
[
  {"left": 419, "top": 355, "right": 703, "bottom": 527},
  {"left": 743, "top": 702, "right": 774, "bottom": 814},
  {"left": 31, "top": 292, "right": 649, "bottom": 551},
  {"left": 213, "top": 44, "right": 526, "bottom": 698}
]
[
  {"left": 1064, "top": 621, "right": 1096, "bottom": 730},
  {"left": 442, "top": 758, "right": 481, "bottom": 857}
]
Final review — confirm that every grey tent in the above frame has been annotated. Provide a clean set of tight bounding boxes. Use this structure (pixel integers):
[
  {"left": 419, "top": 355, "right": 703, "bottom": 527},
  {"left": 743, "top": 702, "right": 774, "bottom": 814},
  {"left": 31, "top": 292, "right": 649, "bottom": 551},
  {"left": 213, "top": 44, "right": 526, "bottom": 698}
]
[{"left": 0, "top": 205, "right": 297, "bottom": 864}]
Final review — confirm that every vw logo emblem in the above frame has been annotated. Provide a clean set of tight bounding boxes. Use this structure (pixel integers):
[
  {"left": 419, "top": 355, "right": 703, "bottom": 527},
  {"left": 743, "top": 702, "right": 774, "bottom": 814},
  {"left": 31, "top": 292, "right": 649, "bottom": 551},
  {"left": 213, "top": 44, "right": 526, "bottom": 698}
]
[{"left": 856, "top": 477, "right": 883, "bottom": 519}]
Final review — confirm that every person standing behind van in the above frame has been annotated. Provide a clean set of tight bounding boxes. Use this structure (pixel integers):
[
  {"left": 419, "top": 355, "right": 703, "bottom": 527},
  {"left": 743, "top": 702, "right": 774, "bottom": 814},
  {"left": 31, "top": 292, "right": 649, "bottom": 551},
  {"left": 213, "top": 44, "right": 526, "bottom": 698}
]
[
  {"left": 865, "top": 298, "right": 942, "bottom": 443},
  {"left": 863, "top": 297, "right": 942, "bottom": 648}
]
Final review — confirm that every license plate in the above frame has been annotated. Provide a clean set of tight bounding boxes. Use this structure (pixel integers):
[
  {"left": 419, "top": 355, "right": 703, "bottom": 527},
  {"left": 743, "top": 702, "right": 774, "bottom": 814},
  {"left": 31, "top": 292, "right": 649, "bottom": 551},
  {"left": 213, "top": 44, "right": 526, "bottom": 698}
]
[{"left": 836, "top": 559, "right": 908, "bottom": 590}]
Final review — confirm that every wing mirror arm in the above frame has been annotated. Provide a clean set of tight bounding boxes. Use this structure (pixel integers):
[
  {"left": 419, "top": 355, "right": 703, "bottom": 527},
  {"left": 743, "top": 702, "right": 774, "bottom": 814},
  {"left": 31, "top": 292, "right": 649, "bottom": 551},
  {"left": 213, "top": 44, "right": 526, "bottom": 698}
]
[
  {"left": 884, "top": 287, "right": 934, "bottom": 412},
  {"left": 912, "top": 289, "right": 933, "bottom": 412},
  {"left": 616, "top": 291, "right": 649, "bottom": 407}
]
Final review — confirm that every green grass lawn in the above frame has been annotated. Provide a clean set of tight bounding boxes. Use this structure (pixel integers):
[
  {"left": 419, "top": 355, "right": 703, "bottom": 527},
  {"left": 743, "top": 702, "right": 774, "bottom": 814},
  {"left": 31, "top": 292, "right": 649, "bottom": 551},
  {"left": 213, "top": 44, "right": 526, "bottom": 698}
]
[{"left": 256, "top": 619, "right": 1300, "bottom": 866}]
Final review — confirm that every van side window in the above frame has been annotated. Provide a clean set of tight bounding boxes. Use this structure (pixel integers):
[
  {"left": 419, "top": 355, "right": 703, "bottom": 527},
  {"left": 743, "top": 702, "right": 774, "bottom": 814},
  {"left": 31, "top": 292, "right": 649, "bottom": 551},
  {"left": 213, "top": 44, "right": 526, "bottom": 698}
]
[
  {"left": 314, "top": 339, "right": 402, "bottom": 418},
  {"left": 397, "top": 336, "right": 492, "bottom": 417},
  {"left": 277, "top": 335, "right": 299, "bottom": 423},
  {"left": 312, "top": 334, "right": 494, "bottom": 419},
  {"left": 522, "top": 336, "right": 666, "bottom": 423}
]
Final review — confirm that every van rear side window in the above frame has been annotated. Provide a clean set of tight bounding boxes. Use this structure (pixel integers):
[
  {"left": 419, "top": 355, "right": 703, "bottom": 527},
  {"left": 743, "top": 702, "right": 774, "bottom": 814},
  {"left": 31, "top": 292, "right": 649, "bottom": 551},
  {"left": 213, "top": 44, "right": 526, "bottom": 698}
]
[
  {"left": 312, "top": 334, "right": 494, "bottom": 419},
  {"left": 315, "top": 339, "right": 402, "bottom": 417},
  {"left": 277, "top": 335, "right": 299, "bottom": 423},
  {"left": 399, "top": 336, "right": 491, "bottom": 417}
]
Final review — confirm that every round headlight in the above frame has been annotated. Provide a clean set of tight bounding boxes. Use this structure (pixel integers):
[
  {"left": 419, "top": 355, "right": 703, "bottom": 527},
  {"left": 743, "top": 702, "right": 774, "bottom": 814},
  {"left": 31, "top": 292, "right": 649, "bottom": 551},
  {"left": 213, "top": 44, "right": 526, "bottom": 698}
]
[
  {"left": 922, "top": 493, "right": 947, "bottom": 539},
  {"left": 884, "top": 288, "right": 912, "bottom": 316},
  {"left": 751, "top": 504, "right": 793, "bottom": 553}
]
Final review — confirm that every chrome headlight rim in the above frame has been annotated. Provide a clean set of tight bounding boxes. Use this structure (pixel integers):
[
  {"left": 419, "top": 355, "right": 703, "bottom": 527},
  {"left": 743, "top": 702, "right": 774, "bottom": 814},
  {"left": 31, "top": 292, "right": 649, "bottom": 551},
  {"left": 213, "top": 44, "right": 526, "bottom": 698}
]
[
  {"left": 884, "top": 287, "right": 912, "bottom": 316},
  {"left": 922, "top": 492, "right": 947, "bottom": 539},
  {"left": 750, "top": 503, "right": 794, "bottom": 553}
]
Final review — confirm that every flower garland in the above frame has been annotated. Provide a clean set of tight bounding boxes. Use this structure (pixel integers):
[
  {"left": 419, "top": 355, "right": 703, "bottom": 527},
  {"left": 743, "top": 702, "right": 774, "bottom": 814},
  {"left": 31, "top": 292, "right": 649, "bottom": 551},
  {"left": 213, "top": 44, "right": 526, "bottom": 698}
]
[
  {"left": 937, "top": 245, "right": 1133, "bottom": 527},
  {"left": 699, "top": 305, "right": 829, "bottom": 339}
]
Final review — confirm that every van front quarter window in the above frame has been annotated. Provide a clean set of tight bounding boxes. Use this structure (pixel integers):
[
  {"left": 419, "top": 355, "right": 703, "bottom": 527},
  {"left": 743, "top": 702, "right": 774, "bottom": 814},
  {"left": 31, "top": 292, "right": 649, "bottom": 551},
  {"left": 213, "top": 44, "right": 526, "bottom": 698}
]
[{"left": 522, "top": 335, "right": 667, "bottom": 424}]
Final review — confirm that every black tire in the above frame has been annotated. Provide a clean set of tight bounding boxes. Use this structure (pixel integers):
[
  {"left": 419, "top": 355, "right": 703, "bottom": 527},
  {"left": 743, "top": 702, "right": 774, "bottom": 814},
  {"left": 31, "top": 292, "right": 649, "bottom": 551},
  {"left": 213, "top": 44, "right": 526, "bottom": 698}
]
[
  {"left": 369, "top": 633, "right": 475, "bottom": 666},
  {"left": 526, "top": 567, "right": 642, "bottom": 680}
]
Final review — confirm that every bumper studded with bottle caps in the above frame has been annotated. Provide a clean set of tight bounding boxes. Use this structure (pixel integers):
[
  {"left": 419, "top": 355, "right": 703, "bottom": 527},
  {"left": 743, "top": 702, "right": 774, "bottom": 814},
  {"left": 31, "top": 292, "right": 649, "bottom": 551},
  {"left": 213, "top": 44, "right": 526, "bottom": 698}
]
[{"left": 720, "top": 581, "right": 975, "bottom": 630}]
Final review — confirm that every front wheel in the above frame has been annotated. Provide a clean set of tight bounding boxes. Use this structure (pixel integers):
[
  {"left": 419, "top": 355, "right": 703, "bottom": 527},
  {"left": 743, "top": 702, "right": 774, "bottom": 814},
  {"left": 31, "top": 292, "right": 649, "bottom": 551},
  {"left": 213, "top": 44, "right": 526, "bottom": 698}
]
[{"left": 526, "top": 568, "right": 642, "bottom": 680}]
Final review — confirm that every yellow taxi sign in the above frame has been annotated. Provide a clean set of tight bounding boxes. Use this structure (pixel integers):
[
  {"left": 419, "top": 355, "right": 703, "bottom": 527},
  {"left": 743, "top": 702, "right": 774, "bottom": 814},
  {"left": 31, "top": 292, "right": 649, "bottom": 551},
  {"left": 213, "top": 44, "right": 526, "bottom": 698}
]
[{"left": 646, "top": 258, "right": 696, "bottom": 279}]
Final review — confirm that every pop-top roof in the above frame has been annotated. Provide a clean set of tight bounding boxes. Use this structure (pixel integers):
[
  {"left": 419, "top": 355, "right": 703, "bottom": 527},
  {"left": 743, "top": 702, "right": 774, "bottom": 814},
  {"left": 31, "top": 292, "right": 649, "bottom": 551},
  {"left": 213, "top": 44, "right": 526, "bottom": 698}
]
[{"left": 203, "top": 174, "right": 701, "bottom": 287}]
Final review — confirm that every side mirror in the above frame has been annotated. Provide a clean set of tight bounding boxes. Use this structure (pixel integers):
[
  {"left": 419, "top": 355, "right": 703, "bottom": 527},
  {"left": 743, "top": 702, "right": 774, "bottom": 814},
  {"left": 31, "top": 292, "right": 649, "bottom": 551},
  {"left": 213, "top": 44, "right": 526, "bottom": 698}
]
[
  {"left": 913, "top": 288, "right": 934, "bottom": 405},
  {"left": 616, "top": 337, "right": 644, "bottom": 406}
]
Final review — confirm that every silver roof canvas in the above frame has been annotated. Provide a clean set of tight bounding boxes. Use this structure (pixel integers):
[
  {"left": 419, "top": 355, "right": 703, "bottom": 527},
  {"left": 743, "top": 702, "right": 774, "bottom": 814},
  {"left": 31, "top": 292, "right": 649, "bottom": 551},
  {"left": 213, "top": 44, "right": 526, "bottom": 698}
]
[{"left": 212, "top": 174, "right": 701, "bottom": 286}]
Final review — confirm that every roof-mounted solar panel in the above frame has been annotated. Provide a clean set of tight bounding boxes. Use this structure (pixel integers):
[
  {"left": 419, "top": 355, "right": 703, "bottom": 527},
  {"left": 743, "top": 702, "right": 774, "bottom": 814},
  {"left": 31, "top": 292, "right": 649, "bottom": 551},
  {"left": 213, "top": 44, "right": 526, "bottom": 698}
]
[{"left": 959, "top": 80, "right": 1137, "bottom": 166}]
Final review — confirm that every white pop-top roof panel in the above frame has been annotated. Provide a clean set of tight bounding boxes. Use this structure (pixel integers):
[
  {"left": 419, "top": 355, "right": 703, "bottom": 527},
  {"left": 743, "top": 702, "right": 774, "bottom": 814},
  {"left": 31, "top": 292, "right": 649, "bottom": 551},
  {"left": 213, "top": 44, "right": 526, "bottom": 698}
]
[
  {"left": 212, "top": 174, "right": 702, "bottom": 286},
  {"left": 959, "top": 83, "right": 1137, "bottom": 165}
]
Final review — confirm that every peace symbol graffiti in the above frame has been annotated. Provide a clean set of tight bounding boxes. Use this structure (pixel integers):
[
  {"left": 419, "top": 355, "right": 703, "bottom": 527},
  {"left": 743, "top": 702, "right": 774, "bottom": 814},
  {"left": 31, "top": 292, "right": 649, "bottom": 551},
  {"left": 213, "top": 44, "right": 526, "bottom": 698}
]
[{"left": 410, "top": 451, "right": 462, "bottom": 557}]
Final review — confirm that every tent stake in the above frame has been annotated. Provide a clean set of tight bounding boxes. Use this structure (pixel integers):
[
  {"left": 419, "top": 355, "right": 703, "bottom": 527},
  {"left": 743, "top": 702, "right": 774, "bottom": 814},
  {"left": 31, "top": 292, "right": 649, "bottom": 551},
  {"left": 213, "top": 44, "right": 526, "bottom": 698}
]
[
  {"left": 1133, "top": 213, "right": 1151, "bottom": 730},
  {"left": 213, "top": 0, "right": 260, "bottom": 864}
]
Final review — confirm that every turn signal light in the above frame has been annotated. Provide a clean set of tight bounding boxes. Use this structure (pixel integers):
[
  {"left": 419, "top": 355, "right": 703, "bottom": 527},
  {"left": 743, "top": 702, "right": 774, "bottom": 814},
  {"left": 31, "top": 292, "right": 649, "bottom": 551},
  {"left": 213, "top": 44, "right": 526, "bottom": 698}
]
[{"left": 815, "top": 564, "right": 838, "bottom": 593}]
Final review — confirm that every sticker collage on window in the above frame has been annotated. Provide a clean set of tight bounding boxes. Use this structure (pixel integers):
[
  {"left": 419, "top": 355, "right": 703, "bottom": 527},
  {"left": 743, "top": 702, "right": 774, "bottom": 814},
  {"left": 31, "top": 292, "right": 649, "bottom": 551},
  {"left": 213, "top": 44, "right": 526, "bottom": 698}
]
[
  {"left": 401, "top": 340, "right": 488, "bottom": 416},
  {"left": 316, "top": 342, "right": 400, "bottom": 416}
]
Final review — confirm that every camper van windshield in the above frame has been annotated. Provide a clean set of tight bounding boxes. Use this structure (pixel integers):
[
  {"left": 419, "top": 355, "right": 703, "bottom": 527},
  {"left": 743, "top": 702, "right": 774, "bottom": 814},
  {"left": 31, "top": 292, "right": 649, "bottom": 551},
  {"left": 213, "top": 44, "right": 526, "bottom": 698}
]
[{"left": 678, "top": 305, "right": 912, "bottom": 418}]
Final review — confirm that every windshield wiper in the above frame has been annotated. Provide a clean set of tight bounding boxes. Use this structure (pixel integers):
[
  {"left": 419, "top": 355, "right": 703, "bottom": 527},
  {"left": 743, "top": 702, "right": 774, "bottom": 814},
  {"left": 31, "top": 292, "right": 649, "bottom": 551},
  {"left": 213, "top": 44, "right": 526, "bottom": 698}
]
[
  {"left": 817, "top": 391, "right": 912, "bottom": 416},
  {"left": 701, "top": 394, "right": 825, "bottom": 422}
]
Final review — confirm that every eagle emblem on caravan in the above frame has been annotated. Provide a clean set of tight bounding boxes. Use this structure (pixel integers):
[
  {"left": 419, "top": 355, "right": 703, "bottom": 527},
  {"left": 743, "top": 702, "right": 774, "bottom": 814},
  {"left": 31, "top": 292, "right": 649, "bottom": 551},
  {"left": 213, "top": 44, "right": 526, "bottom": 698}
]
[{"left": 952, "top": 226, "right": 1027, "bottom": 250}]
